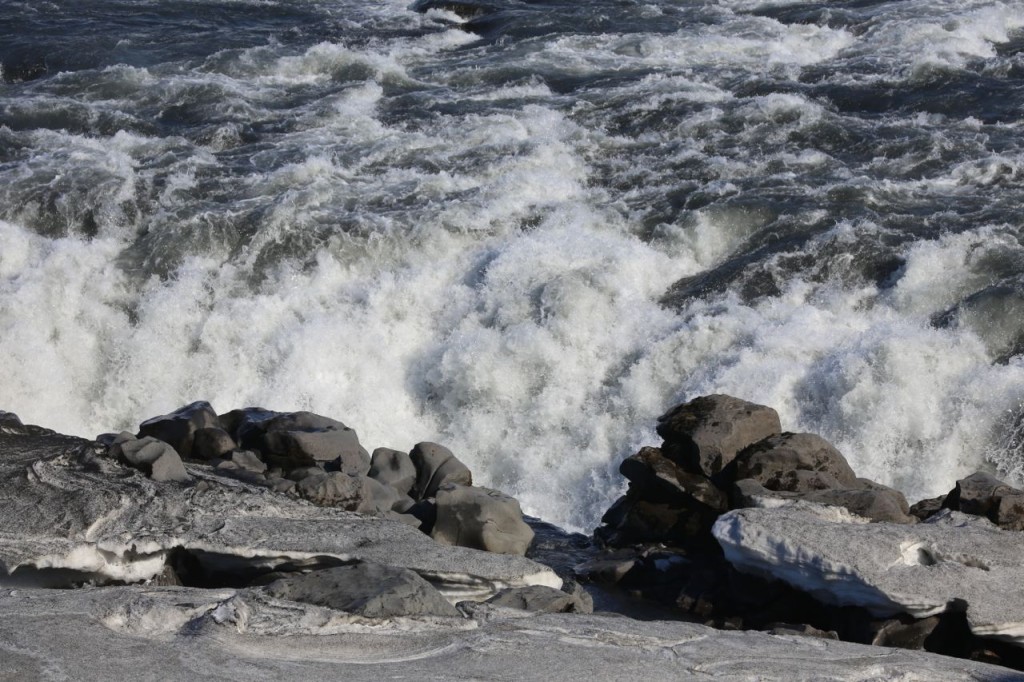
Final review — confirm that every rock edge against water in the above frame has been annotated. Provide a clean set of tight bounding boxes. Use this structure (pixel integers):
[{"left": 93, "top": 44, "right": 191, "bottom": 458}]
[{"left": 1, "top": 399, "right": 1022, "bottom": 679}]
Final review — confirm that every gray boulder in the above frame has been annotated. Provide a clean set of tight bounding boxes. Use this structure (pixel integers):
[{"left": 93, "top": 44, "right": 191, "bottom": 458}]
[
  {"left": 485, "top": 584, "right": 593, "bottom": 614},
  {"left": 265, "top": 562, "right": 461, "bottom": 618},
  {"left": 432, "top": 484, "right": 533, "bottom": 556},
  {"left": 137, "top": 401, "right": 219, "bottom": 460},
  {"left": 260, "top": 411, "right": 370, "bottom": 474},
  {"left": 657, "top": 395, "right": 781, "bottom": 476},
  {"left": 410, "top": 442, "right": 472, "bottom": 501},
  {"left": 192, "top": 427, "right": 236, "bottom": 461},
  {"left": 296, "top": 472, "right": 403, "bottom": 513},
  {"left": 368, "top": 447, "right": 417, "bottom": 496},
  {"left": 731, "top": 432, "right": 858, "bottom": 491},
  {"left": 114, "top": 436, "right": 190, "bottom": 483}
]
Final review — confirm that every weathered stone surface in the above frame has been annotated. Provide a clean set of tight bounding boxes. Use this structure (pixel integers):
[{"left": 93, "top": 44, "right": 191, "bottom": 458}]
[
  {"left": 485, "top": 585, "right": 593, "bottom": 613},
  {"left": 266, "top": 562, "right": 461, "bottom": 618},
  {"left": 620, "top": 447, "right": 727, "bottom": 511},
  {"left": 731, "top": 432, "right": 858, "bottom": 491},
  {"left": 432, "top": 484, "right": 533, "bottom": 556},
  {"left": 368, "top": 447, "right": 417, "bottom": 497},
  {"left": 0, "top": 586, "right": 1010, "bottom": 681},
  {"left": 296, "top": 472, "right": 403, "bottom": 513},
  {"left": 656, "top": 395, "right": 781, "bottom": 476},
  {"left": 137, "top": 401, "right": 219, "bottom": 459},
  {"left": 114, "top": 436, "right": 190, "bottom": 483},
  {"left": 995, "top": 493, "right": 1024, "bottom": 531},
  {"left": 193, "top": 427, "right": 236, "bottom": 461},
  {"left": 713, "top": 503, "right": 1024, "bottom": 645},
  {"left": 0, "top": 430, "right": 561, "bottom": 601},
  {"left": 410, "top": 442, "right": 472, "bottom": 501}
]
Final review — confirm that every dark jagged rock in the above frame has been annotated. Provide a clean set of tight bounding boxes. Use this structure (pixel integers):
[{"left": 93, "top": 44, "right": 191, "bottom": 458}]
[
  {"left": 265, "top": 562, "right": 462, "bottom": 618},
  {"left": 137, "top": 401, "right": 219, "bottom": 460},
  {"left": 728, "top": 432, "right": 858, "bottom": 491},
  {"left": 193, "top": 427, "right": 237, "bottom": 461},
  {"left": 595, "top": 494, "right": 721, "bottom": 548},
  {"left": 485, "top": 584, "right": 593, "bottom": 613},
  {"left": 909, "top": 495, "right": 945, "bottom": 522},
  {"left": 410, "top": 442, "right": 472, "bottom": 501},
  {"left": 656, "top": 395, "right": 781, "bottom": 476},
  {"left": 432, "top": 484, "right": 533, "bottom": 556},
  {"left": 942, "top": 472, "right": 1022, "bottom": 519},
  {"left": 620, "top": 446, "right": 728, "bottom": 511},
  {"left": 368, "top": 447, "right": 417, "bottom": 496}
]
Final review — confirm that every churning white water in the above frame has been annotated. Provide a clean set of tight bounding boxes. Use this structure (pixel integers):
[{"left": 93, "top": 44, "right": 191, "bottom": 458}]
[{"left": 2, "top": 0, "right": 1024, "bottom": 529}]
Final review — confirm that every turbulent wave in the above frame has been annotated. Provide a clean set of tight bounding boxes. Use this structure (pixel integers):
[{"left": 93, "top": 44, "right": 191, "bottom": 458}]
[{"left": 2, "top": 0, "right": 1024, "bottom": 529}]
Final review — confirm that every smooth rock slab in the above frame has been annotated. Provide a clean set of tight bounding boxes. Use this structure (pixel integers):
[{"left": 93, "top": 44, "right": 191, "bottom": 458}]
[
  {"left": 0, "top": 586, "right": 1010, "bottom": 681},
  {"left": 713, "top": 503, "right": 1024, "bottom": 645}
]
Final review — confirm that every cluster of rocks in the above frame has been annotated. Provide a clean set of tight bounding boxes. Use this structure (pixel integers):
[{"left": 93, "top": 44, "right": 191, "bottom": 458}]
[
  {"left": 582, "top": 394, "right": 1024, "bottom": 671},
  {"left": 99, "top": 401, "right": 534, "bottom": 557}
]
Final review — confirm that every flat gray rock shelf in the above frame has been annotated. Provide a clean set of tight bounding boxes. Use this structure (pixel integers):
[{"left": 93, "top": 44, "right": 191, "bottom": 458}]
[
  {"left": 0, "top": 431, "right": 558, "bottom": 601},
  {"left": 713, "top": 503, "right": 1024, "bottom": 644},
  {"left": 0, "top": 586, "right": 1012, "bottom": 681}
]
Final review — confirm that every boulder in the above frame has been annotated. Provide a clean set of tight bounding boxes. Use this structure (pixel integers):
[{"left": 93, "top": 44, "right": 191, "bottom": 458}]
[
  {"left": 910, "top": 496, "right": 946, "bottom": 522},
  {"left": 0, "top": 411, "right": 23, "bottom": 432},
  {"left": 713, "top": 504, "right": 1024, "bottom": 645},
  {"left": 657, "top": 395, "right": 781, "bottom": 476},
  {"left": 137, "top": 401, "right": 219, "bottom": 459},
  {"left": 296, "top": 472, "right": 403, "bottom": 513},
  {"left": 942, "top": 472, "right": 1022, "bottom": 519},
  {"left": 594, "top": 494, "right": 720, "bottom": 547},
  {"left": 260, "top": 411, "right": 370, "bottom": 474},
  {"left": 730, "top": 432, "right": 858, "bottom": 491},
  {"left": 230, "top": 450, "right": 267, "bottom": 474},
  {"left": 265, "top": 561, "right": 462, "bottom": 618},
  {"left": 114, "top": 436, "right": 190, "bottom": 483},
  {"left": 368, "top": 447, "right": 417, "bottom": 496},
  {"left": 410, "top": 442, "right": 472, "bottom": 501},
  {"left": 485, "top": 584, "right": 593, "bottom": 614},
  {"left": 432, "top": 484, "right": 533, "bottom": 556},
  {"left": 619, "top": 446, "right": 728, "bottom": 511},
  {"left": 192, "top": 427, "right": 236, "bottom": 461}
]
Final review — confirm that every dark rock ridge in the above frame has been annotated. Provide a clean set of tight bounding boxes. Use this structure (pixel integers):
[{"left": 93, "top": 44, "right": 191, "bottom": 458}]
[
  {"left": 583, "top": 393, "right": 1024, "bottom": 672},
  {"left": 99, "top": 401, "right": 533, "bottom": 556}
]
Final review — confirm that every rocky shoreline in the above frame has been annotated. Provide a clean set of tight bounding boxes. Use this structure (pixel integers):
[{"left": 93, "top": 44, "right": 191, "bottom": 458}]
[{"left": 1, "top": 397, "right": 1023, "bottom": 679}]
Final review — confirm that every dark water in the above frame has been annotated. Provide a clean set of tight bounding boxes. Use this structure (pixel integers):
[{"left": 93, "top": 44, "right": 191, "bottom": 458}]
[{"left": 2, "top": 0, "right": 1024, "bottom": 530}]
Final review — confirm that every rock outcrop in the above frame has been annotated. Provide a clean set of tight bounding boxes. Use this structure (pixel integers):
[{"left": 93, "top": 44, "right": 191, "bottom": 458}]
[{"left": 713, "top": 503, "right": 1024, "bottom": 643}]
